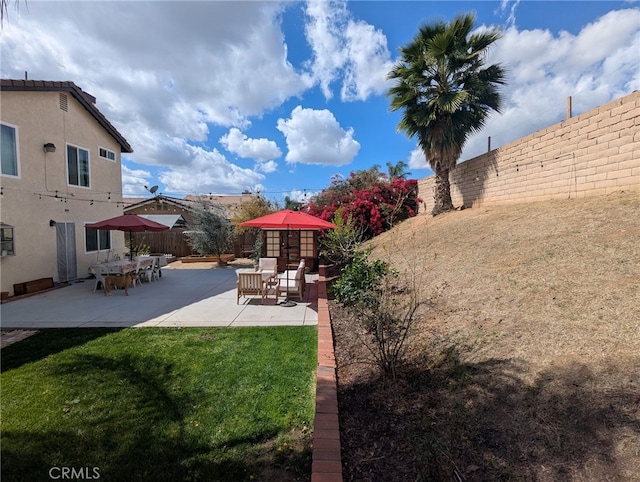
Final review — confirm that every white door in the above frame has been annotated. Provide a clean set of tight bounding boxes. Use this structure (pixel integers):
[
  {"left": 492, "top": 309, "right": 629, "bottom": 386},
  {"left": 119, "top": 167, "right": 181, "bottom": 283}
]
[{"left": 56, "top": 222, "right": 78, "bottom": 282}]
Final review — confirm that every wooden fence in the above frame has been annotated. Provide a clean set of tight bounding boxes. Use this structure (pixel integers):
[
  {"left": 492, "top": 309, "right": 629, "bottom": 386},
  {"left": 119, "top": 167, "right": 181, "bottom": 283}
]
[
  {"left": 131, "top": 229, "right": 257, "bottom": 258},
  {"left": 131, "top": 229, "right": 193, "bottom": 257}
]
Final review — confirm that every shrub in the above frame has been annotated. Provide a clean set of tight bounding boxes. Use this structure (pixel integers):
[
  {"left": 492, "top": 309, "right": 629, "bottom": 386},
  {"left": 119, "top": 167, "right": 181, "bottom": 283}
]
[
  {"left": 345, "top": 271, "right": 423, "bottom": 380},
  {"left": 318, "top": 207, "right": 364, "bottom": 268},
  {"left": 332, "top": 241, "right": 438, "bottom": 380},
  {"left": 330, "top": 249, "right": 389, "bottom": 307}
]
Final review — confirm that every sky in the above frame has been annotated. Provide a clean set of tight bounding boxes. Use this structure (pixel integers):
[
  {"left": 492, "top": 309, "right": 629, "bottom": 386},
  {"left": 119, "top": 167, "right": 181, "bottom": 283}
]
[{"left": 1, "top": 0, "right": 639, "bottom": 205}]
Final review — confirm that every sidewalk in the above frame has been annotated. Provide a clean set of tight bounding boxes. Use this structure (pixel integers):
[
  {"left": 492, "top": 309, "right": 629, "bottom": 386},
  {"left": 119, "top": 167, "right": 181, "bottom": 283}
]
[{"left": 0, "top": 265, "right": 318, "bottom": 329}]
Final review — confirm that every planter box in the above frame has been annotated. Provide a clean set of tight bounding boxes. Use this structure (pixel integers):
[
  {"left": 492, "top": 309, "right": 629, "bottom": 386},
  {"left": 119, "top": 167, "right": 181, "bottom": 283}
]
[
  {"left": 180, "top": 254, "right": 235, "bottom": 263},
  {"left": 13, "top": 282, "right": 27, "bottom": 296},
  {"left": 14, "top": 277, "right": 54, "bottom": 295}
]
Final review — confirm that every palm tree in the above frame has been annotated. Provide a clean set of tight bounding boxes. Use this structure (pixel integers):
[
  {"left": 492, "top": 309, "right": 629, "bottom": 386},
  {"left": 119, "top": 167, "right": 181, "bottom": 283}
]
[
  {"left": 387, "top": 13, "right": 506, "bottom": 215},
  {"left": 386, "top": 160, "right": 411, "bottom": 180},
  {"left": 1, "top": 0, "right": 23, "bottom": 27}
]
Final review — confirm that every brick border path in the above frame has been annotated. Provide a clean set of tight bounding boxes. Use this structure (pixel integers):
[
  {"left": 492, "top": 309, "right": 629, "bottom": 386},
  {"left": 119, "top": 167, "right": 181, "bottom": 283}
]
[{"left": 311, "top": 265, "right": 342, "bottom": 481}]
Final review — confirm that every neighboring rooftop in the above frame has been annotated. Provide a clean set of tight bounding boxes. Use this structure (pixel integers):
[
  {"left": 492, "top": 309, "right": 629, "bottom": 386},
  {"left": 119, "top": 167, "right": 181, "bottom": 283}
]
[{"left": 123, "top": 194, "right": 256, "bottom": 220}]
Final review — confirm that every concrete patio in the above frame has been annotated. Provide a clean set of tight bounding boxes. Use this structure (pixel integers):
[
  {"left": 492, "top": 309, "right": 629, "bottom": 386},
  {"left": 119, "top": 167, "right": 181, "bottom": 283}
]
[{"left": 0, "top": 265, "right": 319, "bottom": 328}]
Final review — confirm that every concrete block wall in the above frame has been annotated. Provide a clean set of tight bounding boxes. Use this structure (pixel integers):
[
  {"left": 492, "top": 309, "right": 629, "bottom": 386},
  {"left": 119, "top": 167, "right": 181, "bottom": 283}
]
[{"left": 418, "top": 91, "right": 640, "bottom": 211}]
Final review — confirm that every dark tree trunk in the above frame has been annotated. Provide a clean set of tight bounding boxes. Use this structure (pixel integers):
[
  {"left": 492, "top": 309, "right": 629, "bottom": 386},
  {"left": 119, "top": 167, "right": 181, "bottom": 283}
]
[{"left": 431, "top": 162, "right": 454, "bottom": 216}]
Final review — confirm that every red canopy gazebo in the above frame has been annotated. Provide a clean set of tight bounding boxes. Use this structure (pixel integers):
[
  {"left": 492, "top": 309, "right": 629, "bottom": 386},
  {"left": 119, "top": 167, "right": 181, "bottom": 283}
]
[
  {"left": 239, "top": 210, "right": 337, "bottom": 269},
  {"left": 240, "top": 209, "right": 337, "bottom": 306}
]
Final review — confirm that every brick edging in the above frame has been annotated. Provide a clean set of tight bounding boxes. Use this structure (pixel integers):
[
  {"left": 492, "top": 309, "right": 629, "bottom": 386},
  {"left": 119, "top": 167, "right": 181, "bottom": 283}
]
[{"left": 311, "top": 265, "right": 343, "bottom": 481}]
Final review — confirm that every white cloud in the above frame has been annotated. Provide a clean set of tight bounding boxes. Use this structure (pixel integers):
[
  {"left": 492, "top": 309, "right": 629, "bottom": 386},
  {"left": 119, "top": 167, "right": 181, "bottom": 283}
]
[
  {"left": 340, "top": 19, "right": 395, "bottom": 101},
  {"left": 304, "top": 0, "right": 394, "bottom": 101},
  {"left": 156, "top": 145, "right": 265, "bottom": 195},
  {"left": 289, "top": 189, "right": 318, "bottom": 203},
  {"left": 219, "top": 128, "right": 282, "bottom": 161},
  {"left": 499, "top": 0, "right": 521, "bottom": 28},
  {"left": 255, "top": 160, "right": 278, "bottom": 173},
  {"left": 461, "top": 8, "right": 640, "bottom": 162},
  {"left": 408, "top": 148, "right": 430, "bottom": 170},
  {"left": 276, "top": 106, "right": 360, "bottom": 166},
  {"left": 303, "top": 0, "right": 347, "bottom": 99},
  {"left": 121, "top": 165, "right": 153, "bottom": 196}
]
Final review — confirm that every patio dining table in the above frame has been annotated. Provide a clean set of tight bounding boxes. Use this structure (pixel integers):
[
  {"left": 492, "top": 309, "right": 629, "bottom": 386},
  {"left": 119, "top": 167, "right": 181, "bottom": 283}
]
[{"left": 89, "top": 256, "right": 166, "bottom": 276}]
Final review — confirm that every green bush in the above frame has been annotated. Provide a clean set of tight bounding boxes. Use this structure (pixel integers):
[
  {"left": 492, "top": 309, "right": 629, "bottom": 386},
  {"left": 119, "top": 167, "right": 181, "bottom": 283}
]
[
  {"left": 330, "top": 249, "right": 389, "bottom": 307},
  {"left": 319, "top": 207, "right": 364, "bottom": 268}
]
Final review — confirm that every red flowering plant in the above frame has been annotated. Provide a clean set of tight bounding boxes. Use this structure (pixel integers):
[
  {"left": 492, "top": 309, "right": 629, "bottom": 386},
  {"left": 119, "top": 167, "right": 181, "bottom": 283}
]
[{"left": 306, "top": 167, "right": 421, "bottom": 240}]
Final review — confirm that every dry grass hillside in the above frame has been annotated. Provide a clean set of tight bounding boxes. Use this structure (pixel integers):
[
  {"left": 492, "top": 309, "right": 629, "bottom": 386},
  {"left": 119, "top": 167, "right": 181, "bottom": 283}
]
[{"left": 331, "top": 190, "right": 640, "bottom": 481}]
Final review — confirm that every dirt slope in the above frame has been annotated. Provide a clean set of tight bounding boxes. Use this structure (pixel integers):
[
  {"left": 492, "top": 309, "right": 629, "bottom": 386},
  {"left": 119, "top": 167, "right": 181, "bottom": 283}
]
[{"left": 332, "top": 190, "right": 640, "bottom": 480}]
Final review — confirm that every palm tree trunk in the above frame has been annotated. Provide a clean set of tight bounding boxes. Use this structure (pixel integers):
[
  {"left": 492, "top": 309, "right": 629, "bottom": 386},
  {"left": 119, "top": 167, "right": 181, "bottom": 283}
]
[{"left": 432, "top": 163, "right": 454, "bottom": 216}]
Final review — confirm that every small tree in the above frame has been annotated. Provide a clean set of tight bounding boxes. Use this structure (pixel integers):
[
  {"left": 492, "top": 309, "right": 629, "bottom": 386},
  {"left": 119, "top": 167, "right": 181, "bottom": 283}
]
[
  {"left": 185, "top": 204, "right": 233, "bottom": 263},
  {"left": 344, "top": 268, "right": 423, "bottom": 380},
  {"left": 250, "top": 234, "right": 264, "bottom": 262},
  {"left": 331, "top": 245, "right": 442, "bottom": 380},
  {"left": 231, "top": 194, "right": 274, "bottom": 234},
  {"left": 318, "top": 207, "right": 364, "bottom": 269}
]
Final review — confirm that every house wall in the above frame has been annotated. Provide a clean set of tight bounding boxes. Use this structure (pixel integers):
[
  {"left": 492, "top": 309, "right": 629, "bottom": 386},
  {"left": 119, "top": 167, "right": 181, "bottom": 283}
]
[
  {"left": 418, "top": 91, "right": 640, "bottom": 212},
  {"left": 1, "top": 90, "right": 125, "bottom": 295}
]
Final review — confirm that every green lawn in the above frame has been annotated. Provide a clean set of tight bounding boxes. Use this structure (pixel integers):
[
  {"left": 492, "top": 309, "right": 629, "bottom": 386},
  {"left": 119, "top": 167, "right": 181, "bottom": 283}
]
[{"left": 1, "top": 327, "right": 317, "bottom": 481}]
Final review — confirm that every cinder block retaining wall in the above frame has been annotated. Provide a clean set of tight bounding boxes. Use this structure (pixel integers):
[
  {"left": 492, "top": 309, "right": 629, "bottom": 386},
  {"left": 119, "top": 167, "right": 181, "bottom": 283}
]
[{"left": 418, "top": 91, "right": 640, "bottom": 212}]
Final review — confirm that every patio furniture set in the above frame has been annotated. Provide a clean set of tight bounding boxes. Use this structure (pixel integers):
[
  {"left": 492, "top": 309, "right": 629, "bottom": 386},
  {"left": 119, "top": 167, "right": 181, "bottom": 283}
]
[
  {"left": 236, "top": 258, "right": 306, "bottom": 305},
  {"left": 89, "top": 255, "right": 166, "bottom": 293}
]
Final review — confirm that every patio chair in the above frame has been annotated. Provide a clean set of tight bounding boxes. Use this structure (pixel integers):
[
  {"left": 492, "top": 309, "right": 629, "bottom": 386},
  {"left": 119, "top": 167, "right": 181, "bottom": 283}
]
[
  {"left": 276, "top": 265, "right": 305, "bottom": 301},
  {"left": 258, "top": 257, "right": 277, "bottom": 276},
  {"left": 237, "top": 272, "right": 266, "bottom": 304},
  {"left": 142, "top": 257, "right": 159, "bottom": 283},
  {"left": 131, "top": 260, "right": 143, "bottom": 288},
  {"left": 92, "top": 265, "right": 107, "bottom": 293},
  {"left": 151, "top": 256, "right": 162, "bottom": 280}
]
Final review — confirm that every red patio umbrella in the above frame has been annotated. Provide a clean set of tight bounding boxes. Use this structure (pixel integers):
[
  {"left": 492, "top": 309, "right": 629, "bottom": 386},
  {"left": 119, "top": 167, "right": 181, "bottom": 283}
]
[
  {"left": 238, "top": 209, "right": 337, "bottom": 230},
  {"left": 86, "top": 214, "right": 169, "bottom": 261},
  {"left": 240, "top": 210, "right": 336, "bottom": 306}
]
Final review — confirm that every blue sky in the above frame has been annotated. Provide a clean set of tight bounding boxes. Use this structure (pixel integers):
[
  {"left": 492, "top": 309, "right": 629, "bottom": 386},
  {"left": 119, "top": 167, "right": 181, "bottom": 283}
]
[{"left": 2, "top": 1, "right": 638, "bottom": 205}]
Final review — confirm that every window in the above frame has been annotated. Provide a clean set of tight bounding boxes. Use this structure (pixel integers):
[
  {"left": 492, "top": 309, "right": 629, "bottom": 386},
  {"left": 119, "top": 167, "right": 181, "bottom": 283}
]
[
  {"left": 67, "top": 144, "right": 90, "bottom": 187},
  {"left": 85, "top": 226, "right": 110, "bottom": 252},
  {"left": 1, "top": 123, "right": 19, "bottom": 176},
  {"left": 1, "top": 223, "right": 15, "bottom": 256},
  {"left": 300, "top": 231, "right": 314, "bottom": 257},
  {"left": 99, "top": 147, "right": 116, "bottom": 161},
  {"left": 265, "top": 231, "right": 279, "bottom": 257}
]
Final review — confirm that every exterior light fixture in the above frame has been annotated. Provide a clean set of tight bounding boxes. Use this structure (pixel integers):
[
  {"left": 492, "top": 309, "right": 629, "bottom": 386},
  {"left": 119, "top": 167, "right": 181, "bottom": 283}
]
[
  {"left": 44, "top": 143, "right": 56, "bottom": 153},
  {"left": 49, "top": 219, "right": 56, "bottom": 227}
]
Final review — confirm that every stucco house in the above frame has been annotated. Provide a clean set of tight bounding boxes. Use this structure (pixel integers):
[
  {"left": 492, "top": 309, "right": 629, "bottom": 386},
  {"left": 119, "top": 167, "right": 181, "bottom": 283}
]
[{"left": 0, "top": 79, "right": 132, "bottom": 297}]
